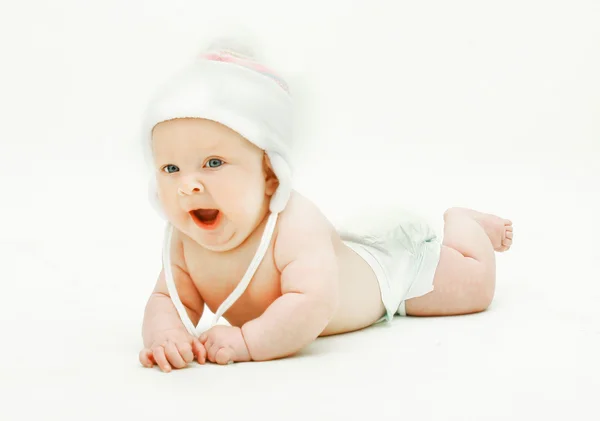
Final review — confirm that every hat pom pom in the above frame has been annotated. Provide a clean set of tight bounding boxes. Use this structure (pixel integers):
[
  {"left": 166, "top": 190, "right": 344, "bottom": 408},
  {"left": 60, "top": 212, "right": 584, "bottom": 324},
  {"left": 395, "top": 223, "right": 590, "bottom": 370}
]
[{"left": 203, "top": 27, "right": 263, "bottom": 61}]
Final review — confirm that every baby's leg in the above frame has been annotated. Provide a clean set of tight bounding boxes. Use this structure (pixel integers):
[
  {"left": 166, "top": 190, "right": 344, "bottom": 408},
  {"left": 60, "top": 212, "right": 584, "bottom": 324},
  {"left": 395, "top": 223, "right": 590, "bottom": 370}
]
[{"left": 404, "top": 208, "right": 513, "bottom": 316}]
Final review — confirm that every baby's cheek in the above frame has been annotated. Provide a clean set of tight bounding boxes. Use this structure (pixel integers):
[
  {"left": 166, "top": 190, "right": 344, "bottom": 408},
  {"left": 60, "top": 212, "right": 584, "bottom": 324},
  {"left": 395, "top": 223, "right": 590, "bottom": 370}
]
[
  {"left": 232, "top": 185, "right": 265, "bottom": 214},
  {"left": 158, "top": 190, "right": 187, "bottom": 223}
]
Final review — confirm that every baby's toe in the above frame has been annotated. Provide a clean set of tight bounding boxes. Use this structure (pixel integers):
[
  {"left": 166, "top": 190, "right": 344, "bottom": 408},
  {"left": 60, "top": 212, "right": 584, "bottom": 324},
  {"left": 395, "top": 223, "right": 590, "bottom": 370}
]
[{"left": 501, "top": 233, "right": 512, "bottom": 250}]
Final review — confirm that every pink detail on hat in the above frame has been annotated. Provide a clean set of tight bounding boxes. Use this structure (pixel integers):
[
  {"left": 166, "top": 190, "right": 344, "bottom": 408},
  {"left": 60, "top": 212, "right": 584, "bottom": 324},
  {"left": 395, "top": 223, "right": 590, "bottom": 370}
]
[{"left": 199, "top": 51, "right": 289, "bottom": 92}]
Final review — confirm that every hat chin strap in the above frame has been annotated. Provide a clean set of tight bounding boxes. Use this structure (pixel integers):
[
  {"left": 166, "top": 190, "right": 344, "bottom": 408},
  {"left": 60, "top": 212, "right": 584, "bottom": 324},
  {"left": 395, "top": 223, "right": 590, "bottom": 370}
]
[{"left": 161, "top": 211, "right": 280, "bottom": 337}]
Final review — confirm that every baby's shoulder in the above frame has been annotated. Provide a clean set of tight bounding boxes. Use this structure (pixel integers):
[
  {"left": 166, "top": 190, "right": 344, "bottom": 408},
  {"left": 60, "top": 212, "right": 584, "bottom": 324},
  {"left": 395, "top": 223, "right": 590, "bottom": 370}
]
[
  {"left": 167, "top": 226, "right": 188, "bottom": 268},
  {"left": 277, "top": 190, "right": 334, "bottom": 235},
  {"left": 273, "top": 191, "right": 336, "bottom": 268}
]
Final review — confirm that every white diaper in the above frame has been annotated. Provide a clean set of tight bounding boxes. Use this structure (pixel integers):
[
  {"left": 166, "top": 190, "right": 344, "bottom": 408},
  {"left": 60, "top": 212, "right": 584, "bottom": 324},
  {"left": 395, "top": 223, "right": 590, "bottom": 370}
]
[{"left": 337, "top": 208, "right": 443, "bottom": 322}]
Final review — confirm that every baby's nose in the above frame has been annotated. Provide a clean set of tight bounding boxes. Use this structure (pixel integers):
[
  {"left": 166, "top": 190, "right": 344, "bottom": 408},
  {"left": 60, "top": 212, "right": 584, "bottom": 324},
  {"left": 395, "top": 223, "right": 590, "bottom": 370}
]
[{"left": 178, "top": 178, "right": 205, "bottom": 196}]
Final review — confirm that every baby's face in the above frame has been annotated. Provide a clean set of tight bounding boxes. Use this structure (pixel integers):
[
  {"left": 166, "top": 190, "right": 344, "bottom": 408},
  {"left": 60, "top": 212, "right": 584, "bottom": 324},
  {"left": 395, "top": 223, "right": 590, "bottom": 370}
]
[{"left": 151, "top": 118, "right": 278, "bottom": 251}]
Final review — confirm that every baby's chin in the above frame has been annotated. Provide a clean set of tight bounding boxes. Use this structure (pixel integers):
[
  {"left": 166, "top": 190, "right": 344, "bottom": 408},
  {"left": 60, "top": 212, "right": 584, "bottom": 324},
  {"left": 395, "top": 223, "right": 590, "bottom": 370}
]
[
  {"left": 195, "top": 231, "right": 243, "bottom": 252},
  {"left": 184, "top": 222, "right": 239, "bottom": 252}
]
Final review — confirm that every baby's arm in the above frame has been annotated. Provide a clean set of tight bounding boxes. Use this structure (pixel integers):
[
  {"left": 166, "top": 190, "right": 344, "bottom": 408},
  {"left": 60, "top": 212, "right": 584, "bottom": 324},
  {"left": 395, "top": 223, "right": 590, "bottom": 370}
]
[
  {"left": 140, "top": 231, "right": 206, "bottom": 371},
  {"left": 141, "top": 265, "right": 203, "bottom": 346},
  {"left": 240, "top": 208, "right": 339, "bottom": 361}
]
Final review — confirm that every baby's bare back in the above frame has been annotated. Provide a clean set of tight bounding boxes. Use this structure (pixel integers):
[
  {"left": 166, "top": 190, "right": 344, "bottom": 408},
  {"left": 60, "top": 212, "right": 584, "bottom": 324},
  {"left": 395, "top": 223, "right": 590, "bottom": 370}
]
[{"left": 181, "top": 192, "right": 385, "bottom": 336}]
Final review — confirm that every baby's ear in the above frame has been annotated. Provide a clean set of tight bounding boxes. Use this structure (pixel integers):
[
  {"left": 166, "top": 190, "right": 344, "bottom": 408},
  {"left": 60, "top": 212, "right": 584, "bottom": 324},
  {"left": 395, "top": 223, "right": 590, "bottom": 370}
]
[{"left": 263, "top": 154, "right": 279, "bottom": 196}]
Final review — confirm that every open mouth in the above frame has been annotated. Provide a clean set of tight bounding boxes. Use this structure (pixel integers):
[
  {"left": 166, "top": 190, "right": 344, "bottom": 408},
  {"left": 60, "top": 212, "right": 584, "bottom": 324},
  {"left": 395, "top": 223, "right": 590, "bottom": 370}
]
[{"left": 190, "top": 209, "right": 222, "bottom": 230}]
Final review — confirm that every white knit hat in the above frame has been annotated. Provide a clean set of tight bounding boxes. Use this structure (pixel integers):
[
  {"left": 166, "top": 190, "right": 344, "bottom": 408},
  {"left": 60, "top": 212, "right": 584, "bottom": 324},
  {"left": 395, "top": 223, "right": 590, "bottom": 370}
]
[{"left": 142, "top": 38, "right": 294, "bottom": 217}]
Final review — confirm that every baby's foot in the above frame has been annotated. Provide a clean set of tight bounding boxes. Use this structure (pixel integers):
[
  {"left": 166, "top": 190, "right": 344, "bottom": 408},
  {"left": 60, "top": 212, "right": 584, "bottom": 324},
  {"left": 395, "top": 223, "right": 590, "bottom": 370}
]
[{"left": 446, "top": 207, "right": 514, "bottom": 252}]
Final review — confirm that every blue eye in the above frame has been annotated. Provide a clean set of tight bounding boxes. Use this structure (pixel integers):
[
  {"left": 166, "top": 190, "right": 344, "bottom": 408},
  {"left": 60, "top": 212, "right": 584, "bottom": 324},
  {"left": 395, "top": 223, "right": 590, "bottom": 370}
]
[
  {"left": 205, "top": 158, "right": 224, "bottom": 168},
  {"left": 162, "top": 164, "right": 179, "bottom": 174}
]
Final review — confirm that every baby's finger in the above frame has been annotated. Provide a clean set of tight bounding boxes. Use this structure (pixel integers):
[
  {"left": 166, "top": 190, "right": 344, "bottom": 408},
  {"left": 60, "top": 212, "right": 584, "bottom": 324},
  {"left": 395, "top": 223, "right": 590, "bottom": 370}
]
[
  {"left": 177, "top": 341, "right": 194, "bottom": 364},
  {"left": 152, "top": 346, "right": 172, "bottom": 373},
  {"left": 215, "top": 347, "right": 235, "bottom": 365},
  {"left": 207, "top": 342, "right": 220, "bottom": 363},
  {"left": 204, "top": 340, "right": 215, "bottom": 361},
  {"left": 193, "top": 339, "right": 207, "bottom": 364},
  {"left": 164, "top": 341, "right": 186, "bottom": 369},
  {"left": 139, "top": 349, "right": 154, "bottom": 368}
]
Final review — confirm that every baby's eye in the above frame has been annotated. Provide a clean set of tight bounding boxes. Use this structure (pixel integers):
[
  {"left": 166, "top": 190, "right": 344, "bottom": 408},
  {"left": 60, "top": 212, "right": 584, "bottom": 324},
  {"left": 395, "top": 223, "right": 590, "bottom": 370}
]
[
  {"left": 205, "top": 158, "right": 224, "bottom": 168},
  {"left": 162, "top": 164, "right": 179, "bottom": 174}
]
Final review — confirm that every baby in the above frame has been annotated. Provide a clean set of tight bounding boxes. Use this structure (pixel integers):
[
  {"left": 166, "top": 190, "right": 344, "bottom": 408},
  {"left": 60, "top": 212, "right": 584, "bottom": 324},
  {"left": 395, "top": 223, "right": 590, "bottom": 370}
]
[{"left": 138, "top": 39, "right": 514, "bottom": 372}]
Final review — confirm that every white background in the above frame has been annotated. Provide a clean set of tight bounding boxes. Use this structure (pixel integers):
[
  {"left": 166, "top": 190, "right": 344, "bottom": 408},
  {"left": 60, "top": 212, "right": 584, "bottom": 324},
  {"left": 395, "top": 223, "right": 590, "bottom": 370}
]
[{"left": 1, "top": 1, "right": 599, "bottom": 420}]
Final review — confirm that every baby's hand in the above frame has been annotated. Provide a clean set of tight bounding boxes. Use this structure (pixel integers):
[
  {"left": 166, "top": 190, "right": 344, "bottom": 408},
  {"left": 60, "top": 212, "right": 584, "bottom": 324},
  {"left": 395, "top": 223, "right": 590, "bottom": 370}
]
[
  {"left": 139, "top": 328, "right": 207, "bottom": 372},
  {"left": 199, "top": 325, "right": 251, "bottom": 365}
]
